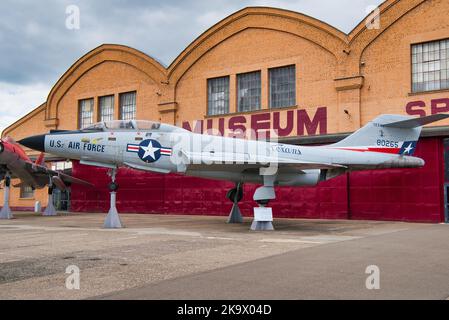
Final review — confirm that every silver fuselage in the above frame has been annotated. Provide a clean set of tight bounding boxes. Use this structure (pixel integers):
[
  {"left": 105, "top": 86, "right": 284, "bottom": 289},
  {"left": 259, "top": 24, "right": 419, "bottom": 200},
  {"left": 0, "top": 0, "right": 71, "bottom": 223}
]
[{"left": 41, "top": 128, "right": 424, "bottom": 187}]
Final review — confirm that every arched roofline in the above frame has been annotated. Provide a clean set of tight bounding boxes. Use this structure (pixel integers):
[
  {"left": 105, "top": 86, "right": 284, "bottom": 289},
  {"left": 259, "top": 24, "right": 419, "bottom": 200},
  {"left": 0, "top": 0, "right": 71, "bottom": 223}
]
[
  {"left": 45, "top": 44, "right": 168, "bottom": 120},
  {"left": 167, "top": 6, "right": 349, "bottom": 82},
  {"left": 2, "top": 103, "right": 46, "bottom": 138}
]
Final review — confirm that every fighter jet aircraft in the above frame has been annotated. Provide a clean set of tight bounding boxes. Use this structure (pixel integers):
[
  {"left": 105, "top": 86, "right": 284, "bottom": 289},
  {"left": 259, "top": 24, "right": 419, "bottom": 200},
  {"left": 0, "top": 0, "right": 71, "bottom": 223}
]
[
  {"left": 18, "top": 113, "right": 449, "bottom": 228},
  {"left": 0, "top": 136, "right": 92, "bottom": 218}
]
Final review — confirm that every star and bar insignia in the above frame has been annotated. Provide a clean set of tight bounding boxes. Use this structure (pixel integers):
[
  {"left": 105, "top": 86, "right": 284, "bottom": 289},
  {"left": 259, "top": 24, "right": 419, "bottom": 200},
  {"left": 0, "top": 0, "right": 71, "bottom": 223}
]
[{"left": 126, "top": 139, "right": 172, "bottom": 163}]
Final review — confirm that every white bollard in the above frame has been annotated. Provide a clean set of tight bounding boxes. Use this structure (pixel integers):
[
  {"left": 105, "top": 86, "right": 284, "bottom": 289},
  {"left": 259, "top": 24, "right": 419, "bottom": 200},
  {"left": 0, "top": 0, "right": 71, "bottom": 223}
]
[
  {"left": 34, "top": 201, "right": 41, "bottom": 213},
  {"left": 43, "top": 191, "right": 57, "bottom": 216},
  {"left": 103, "top": 191, "right": 122, "bottom": 228},
  {"left": 0, "top": 182, "right": 13, "bottom": 219}
]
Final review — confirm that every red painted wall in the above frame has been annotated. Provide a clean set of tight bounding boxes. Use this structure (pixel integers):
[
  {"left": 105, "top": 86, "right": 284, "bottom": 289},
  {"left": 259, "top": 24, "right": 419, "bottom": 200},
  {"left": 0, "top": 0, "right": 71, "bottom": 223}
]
[
  {"left": 348, "top": 137, "right": 444, "bottom": 222},
  {"left": 70, "top": 137, "right": 444, "bottom": 222}
]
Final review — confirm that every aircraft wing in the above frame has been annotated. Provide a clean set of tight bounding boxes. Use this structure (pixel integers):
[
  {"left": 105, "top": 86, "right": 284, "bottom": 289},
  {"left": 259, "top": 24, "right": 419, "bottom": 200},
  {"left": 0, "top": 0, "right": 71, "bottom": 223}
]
[
  {"left": 52, "top": 170, "right": 94, "bottom": 187},
  {"left": 23, "top": 162, "right": 93, "bottom": 187},
  {"left": 180, "top": 150, "right": 346, "bottom": 172}
]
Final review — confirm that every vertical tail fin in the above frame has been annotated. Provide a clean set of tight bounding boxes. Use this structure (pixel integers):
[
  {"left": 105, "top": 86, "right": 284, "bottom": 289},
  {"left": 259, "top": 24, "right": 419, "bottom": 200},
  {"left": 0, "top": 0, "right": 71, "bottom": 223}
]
[
  {"left": 35, "top": 152, "right": 45, "bottom": 166},
  {"left": 331, "top": 114, "right": 449, "bottom": 155}
]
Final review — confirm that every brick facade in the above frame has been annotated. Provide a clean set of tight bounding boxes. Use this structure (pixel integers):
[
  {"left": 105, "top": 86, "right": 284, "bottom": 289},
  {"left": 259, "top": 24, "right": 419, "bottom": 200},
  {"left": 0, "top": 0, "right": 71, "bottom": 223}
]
[{"left": 2, "top": 0, "right": 449, "bottom": 218}]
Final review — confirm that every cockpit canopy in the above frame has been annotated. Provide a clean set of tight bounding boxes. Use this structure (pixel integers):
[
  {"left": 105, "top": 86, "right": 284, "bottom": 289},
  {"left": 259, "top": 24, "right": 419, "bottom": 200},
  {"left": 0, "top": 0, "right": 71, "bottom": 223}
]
[{"left": 82, "top": 120, "right": 184, "bottom": 133}]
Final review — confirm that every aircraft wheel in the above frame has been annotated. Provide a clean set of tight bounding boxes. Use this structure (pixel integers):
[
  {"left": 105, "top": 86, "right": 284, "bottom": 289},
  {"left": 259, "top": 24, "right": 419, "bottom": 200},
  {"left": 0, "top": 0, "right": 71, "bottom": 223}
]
[
  {"left": 109, "top": 182, "right": 119, "bottom": 192},
  {"left": 256, "top": 199, "right": 270, "bottom": 206},
  {"left": 226, "top": 185, "right": 243, "bottom": 203}
]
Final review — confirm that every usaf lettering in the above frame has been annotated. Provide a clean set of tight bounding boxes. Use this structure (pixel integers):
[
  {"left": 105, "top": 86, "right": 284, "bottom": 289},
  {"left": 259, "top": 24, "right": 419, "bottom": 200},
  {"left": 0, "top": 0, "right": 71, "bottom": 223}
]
[
  {"left": 83, "top": 143, "right": 105, "bottom": 153},
  {"left": 68, "top": 141, "right": 81, "bottom": 149},
  {"left": 49, "top": 140, "right": 63, "bottom": 148}
]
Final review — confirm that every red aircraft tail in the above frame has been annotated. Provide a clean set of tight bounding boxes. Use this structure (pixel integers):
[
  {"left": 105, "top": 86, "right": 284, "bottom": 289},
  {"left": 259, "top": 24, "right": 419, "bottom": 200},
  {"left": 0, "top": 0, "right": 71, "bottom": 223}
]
[{"left": 35, "top": 152, "right": 45, "bottom": 166}]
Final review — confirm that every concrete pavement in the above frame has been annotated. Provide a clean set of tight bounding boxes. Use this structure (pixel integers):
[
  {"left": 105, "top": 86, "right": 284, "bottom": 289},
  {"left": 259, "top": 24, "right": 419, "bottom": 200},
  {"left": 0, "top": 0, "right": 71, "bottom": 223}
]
[
  {"left": 101, "top": 223, "right": 449, "bottom": 299},
  {"left": 0, "top": 212, "right": 447, "bottom": 299}
]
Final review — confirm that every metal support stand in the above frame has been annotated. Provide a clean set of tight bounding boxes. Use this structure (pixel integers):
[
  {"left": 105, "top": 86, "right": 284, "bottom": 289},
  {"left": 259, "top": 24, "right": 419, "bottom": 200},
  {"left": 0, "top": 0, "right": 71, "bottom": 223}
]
[
  {"left": 250, "top": 203, "right": 274, "bottom": 231},
  {"left": 0, "top": 174, "right": 13, "bottom": 219},
  {"left": 227, "top": 182, "right": 243, "bottom": 223},
  {"left": 43, "top": 185, "right": 57, "bottom": 216},
  {"left": 227, "top": 203, "right": 243, "bottom": 223},
  {"left": 104, "top": 168, "right": 122, "bottom": 229},
  {"left": 250, "top": 175, "right": 276, "bottom": 231}
]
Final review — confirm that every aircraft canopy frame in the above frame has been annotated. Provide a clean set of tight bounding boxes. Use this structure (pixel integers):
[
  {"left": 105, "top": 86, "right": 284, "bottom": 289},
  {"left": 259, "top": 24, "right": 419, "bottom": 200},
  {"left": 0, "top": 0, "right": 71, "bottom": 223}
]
[{"left": 81, "top": 120, "right": 182, "bottom": 132}]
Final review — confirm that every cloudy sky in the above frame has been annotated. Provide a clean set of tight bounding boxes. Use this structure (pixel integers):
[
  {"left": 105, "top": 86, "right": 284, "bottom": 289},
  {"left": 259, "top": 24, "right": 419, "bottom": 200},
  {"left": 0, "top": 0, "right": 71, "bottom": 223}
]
[{"left": 0, "top": 0, "right": 383, "bottom": 134}]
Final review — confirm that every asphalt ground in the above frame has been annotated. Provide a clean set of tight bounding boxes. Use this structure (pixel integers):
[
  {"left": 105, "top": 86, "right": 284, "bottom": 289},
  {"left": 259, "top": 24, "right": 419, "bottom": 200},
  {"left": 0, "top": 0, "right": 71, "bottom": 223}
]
[{"left": 0, "top": 212, "right": 447, "bottom": 299}]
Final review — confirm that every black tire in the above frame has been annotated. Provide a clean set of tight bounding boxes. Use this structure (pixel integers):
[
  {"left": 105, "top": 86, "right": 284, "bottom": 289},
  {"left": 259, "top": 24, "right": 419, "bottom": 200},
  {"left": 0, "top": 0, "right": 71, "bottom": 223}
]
[
  {"left": 226, "top": 185, "right": 243, "bottom": 203},
  {"left": 109, "top": 182, "right": 119, "bottom": 192},
  {"left": 256, "top": 199, "right": 270, "bottom": 206},
  {"left": 5, "top": 176, "right": 10, "bottom": 187}
]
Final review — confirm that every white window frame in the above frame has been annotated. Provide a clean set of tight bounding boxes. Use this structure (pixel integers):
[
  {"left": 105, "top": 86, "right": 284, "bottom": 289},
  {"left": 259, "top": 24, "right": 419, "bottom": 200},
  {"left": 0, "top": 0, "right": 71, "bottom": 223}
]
[
  {"left": 412, "top": 39, "right": 449, "bottom": 93},
  {"left": 269, "top": 65, "right": 296, "bottom": 108},
  {"left": 78, "top": 98, "right": 94, "bottom": 129},
  {"left": 207, "top": 76, "right": 230, "bottom": 115}
]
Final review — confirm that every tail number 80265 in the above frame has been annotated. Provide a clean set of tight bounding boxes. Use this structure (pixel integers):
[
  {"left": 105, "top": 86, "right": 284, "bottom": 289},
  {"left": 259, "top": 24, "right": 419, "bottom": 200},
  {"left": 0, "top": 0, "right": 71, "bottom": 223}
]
[{"left": 376, "top": 139, "right": 399, "bottom": 148}]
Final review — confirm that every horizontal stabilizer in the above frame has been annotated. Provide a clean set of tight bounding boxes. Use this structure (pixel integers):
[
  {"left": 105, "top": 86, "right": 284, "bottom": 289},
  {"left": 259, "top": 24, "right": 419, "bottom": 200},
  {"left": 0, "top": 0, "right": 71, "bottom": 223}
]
[
  {"left": 383, "top": 114, "right": 449, "bottom": 128},
  {"left": 35, "top": 152, "right": 45, "bottom": 166}
]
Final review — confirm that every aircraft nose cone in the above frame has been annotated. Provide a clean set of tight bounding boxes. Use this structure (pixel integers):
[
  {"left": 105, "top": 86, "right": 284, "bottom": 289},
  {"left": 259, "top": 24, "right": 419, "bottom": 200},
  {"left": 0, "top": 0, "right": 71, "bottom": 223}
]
[{"left": 18, "top": 134, "right": 46, "bottom": 152}]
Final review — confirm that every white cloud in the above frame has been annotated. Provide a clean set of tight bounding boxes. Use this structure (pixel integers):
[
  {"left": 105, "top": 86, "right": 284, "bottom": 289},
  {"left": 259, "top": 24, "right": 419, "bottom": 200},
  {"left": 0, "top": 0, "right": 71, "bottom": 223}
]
[
  {"left": 0, "top": 0, "right": 385, "bottom": 135},
  {"left": 0, "top": 82, "right": 50, "bottom": 136},
  {"left": 196, "top": 11, "right": 228, "bottom": 30}
]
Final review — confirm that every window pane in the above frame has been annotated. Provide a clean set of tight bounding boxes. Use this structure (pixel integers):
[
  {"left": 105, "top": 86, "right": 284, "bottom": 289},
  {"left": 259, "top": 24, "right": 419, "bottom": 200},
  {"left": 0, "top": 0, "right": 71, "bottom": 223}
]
[
  {"left": 207, "top": 76, "right": 229, "bottom": 115},
  {"left": 269, "top": 65, "right": 296, "bottom": 108},
  {"left": 20, "top": 185, "right": 34, "bottom": 199},
  {"left": 78, "top": 98, "right": 94, "bottom": 129},
  {"left": 99, "top": 95, "right": 114, "bottom": 122},
  {"left": 238, "top": 71, "right": 261, "bottom": 112},
  {"left": 119, "top": 91, "right": 136, "bottom": 120},
  {"left": 412, "top": 39, "right": 449, "bottom": 93}
]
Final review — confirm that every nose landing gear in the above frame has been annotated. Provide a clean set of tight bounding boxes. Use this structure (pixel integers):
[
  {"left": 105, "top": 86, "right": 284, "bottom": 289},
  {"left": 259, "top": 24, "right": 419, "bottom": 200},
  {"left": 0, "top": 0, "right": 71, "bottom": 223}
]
[{"left": 103, "top": 168, "right": 123, "bottom": 228}]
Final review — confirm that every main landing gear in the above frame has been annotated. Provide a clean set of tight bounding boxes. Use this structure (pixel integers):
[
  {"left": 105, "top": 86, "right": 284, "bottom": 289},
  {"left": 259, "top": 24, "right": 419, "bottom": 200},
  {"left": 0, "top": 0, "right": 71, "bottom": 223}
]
[
  {"left": 103, "top": 168, "right": 123, "bottom": 228},
  {"left": 0, "top": 173, "right": 12, "bottom": 219},
  {"left": 225, "top": 176, "right": 276, "bottom": 231},
  {"left": 226, "top": 182, "right": 244, "bottom": 223},
  {"left": 251, "top": 175, "right": 276, "bottom": 231}
]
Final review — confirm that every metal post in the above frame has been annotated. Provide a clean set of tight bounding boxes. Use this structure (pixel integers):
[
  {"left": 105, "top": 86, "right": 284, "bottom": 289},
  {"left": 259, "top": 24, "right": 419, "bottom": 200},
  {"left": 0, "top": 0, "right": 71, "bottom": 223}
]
[
  {"left": 0, "top": 173, "right": 13, "bottom": 219},
  {"left": 43, "top": 184, "right": 57, "bottom": 216},
  {"left": 104, "top": 168, "right": 122, "bottom": 228},
  {"left": 227, "top": 203, "right": 243, "bottom": 223}
]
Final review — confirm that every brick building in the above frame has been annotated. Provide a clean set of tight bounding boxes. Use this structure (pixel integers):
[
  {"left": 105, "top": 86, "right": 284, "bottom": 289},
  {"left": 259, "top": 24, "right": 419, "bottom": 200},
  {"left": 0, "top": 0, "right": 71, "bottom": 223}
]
[{"left": 2, "top": 0, "right": 449, "bottom": 222}]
